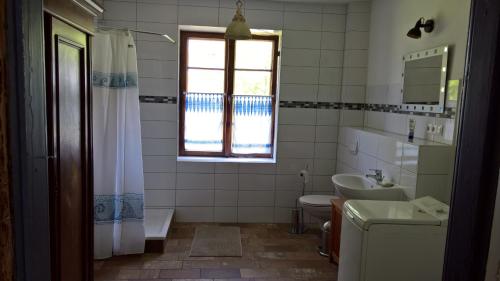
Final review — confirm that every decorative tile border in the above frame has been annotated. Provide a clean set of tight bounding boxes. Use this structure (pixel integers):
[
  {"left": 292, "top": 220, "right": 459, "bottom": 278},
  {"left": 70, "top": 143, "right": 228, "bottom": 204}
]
[
  {"left": 139, "top": 95, "right": 177, "bottom": 104},
  {"left": 138, "top": 97, "right": 455, "bottom": 119}
]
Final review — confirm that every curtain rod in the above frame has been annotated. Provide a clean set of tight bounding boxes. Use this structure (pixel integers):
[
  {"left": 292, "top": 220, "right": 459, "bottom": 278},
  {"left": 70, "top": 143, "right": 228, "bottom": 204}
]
[{"left": 98, "top": 26, "right": 176, "bottom": 44}]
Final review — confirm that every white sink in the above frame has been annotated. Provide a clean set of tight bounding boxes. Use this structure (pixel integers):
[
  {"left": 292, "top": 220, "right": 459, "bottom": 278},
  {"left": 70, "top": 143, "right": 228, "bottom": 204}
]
[{"left": 332, "top": 174, "right": 404, "bottom": 200}]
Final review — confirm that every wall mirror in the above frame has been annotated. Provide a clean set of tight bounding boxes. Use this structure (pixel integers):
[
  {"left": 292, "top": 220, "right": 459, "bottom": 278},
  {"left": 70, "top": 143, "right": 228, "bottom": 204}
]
[{"left": 401, "top": 46, "right": 449, "bottom": 113}]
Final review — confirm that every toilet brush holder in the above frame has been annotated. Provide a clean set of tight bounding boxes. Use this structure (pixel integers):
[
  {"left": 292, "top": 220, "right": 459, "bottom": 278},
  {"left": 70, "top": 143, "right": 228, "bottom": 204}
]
[{"left": 289, "top": 207, "right": 305, "bottom": 234}]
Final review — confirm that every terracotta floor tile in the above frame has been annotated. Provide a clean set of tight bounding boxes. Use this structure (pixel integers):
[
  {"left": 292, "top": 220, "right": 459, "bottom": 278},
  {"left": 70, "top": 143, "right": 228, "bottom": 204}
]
[{"left": 94, "top": 223, "right": 337, "bottom": 281}]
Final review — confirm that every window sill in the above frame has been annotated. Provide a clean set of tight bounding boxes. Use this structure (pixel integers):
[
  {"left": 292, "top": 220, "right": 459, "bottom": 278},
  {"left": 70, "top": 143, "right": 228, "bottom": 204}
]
[{"left": 177, "top": 156, "right": 276, "bottom": 164}]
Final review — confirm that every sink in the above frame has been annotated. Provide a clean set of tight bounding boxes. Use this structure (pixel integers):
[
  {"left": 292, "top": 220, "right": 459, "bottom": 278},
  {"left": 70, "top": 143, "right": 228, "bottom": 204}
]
[{"left": 332, "top": 174, "right": 404, "bottom": 200}]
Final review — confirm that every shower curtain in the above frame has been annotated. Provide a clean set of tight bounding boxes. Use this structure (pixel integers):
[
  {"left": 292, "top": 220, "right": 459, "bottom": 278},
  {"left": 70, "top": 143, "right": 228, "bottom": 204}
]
[{"left": 92, "top": 30, "right": 145, "bottom": 259}]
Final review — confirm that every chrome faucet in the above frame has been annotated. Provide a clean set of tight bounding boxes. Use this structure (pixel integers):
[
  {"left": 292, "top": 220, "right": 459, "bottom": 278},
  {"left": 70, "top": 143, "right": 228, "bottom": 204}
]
[{"left": 366, "top": 169, "right": 384, "bottom": 184}]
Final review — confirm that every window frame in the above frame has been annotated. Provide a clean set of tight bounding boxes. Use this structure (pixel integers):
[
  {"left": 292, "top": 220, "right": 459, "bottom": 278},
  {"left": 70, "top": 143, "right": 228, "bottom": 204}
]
[{"left": 178, "top": 31, "right": 279, "bottom": 159}]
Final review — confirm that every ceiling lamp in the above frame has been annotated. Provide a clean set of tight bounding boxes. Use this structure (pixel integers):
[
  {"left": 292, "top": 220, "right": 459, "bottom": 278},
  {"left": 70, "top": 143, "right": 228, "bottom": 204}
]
[{"left": 225, "top": 0, "right": 252, "bottom": 40}]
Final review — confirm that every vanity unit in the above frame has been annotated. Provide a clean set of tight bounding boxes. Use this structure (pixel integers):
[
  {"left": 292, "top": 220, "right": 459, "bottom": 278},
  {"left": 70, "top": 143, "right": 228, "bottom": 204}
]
[{"left": 337, "top": 126, "right": 454, "bottom": 204}]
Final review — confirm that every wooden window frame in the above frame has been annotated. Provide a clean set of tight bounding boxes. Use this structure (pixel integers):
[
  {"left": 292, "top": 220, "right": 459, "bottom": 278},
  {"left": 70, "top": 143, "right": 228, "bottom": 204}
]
[{"left": 178, "top": 31, "right": 279, "bottom": 159}]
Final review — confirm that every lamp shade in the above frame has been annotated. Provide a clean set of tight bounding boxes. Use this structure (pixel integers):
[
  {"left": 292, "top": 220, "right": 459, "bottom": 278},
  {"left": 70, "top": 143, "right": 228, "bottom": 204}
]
[{"left": 225, "top": 0, "right": 252, "bottom": 40}]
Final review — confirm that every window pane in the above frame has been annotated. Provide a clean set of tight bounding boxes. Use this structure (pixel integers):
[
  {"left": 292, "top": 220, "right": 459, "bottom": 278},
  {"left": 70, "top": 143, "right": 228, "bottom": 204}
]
[
  {"left": 187, "top": 69, "right": 225, "bottom": 93},
  {"left": 188, "top": 38, "right": 226, "bottom": 69},
  {"left": 184, "top": 93, "right": 224, "bottom": 152},
  {"left": 231, "top": 95, "right": 273, "bottom": 154},
  {"left": 235, "top": 40, "right": 273, "bottom": 70},
  {"left": 234, "top": 70, "right": 271, "bottom": 96}
]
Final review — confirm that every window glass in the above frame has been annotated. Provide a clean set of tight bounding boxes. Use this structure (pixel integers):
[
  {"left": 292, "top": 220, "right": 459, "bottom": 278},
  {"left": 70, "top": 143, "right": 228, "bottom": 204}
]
[
  {"left": 188, "top": 39, "right": 226, "bottom": 69},
  {"left": 187, "top": 69, "right": 225, "bottom": 93},
  {"left": 233, "top": 70, "right": 272, "bottom": 96},
  {"left": 235, "top": 40, "right": 273, "bottom": 70}
]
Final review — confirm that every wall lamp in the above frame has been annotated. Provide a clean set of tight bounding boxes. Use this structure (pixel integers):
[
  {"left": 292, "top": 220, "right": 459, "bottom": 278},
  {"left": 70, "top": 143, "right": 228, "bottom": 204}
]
[{"left": 407, "top": 18, "right": 435, "bottom": 39}]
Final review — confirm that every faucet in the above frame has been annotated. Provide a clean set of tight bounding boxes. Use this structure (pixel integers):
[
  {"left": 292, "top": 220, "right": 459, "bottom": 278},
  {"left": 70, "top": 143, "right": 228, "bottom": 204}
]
[{"left": 366, "top": 169, "right": 384, "bottom": 184}]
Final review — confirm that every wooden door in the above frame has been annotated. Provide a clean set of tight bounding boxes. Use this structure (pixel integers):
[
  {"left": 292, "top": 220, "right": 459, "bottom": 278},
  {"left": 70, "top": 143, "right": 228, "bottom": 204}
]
[{"left": 45, "top": 15, "right": 92, "bottom": 281}]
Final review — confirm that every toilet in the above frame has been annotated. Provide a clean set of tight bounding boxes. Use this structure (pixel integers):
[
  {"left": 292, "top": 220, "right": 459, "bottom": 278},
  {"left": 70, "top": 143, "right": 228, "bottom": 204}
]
[{"left": 299, "top": 195, "right": 338, "bottom": 221}]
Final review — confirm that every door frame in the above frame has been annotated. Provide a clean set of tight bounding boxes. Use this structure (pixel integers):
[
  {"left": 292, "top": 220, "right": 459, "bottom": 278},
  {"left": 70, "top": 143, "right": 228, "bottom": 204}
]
[
  {"left": 442, "top": 0, "right": 500, "bottom": 280},
  {"left": 6, "top": 0, "right": 500, "bottom": 281}
]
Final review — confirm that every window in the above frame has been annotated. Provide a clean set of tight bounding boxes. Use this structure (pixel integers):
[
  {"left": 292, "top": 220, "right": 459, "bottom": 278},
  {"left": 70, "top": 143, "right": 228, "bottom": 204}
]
[{"left": 179, "top": 31, "right": 279, "bottom": 159}]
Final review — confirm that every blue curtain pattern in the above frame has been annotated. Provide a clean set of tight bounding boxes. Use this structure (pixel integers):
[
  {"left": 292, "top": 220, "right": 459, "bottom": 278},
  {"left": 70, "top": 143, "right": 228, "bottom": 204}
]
[
  {"left": 93, "top": 71, "right": 138, "bottom": 88},
  {"left": 94, "top": 193, "right": 144, "bottom": 224}
]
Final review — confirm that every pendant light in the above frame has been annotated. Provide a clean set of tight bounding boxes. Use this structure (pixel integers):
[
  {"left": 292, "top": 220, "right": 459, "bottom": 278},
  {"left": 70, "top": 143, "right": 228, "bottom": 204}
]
[{"left": 225, "top": 0, "right": 252, "bottom": 40}]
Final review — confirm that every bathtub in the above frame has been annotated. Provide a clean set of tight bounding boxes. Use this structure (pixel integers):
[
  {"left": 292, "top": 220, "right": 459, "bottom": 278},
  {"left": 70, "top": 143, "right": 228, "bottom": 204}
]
[{"left": 145, "top": 208, "right": 174, "bottom": 252}]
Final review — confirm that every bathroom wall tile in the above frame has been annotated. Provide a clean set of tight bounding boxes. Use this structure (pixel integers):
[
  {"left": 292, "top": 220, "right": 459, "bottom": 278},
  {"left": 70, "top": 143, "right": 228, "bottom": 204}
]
[
  {"left": 234, "top": 0, "right": 283, "bottom": 11},
  {"left": 275, "top": 190, "right": 302, "bottom": 207},
  {"left": 319, "top": 67, "right": 342, "bottom": 85},
  {"left": 143, "top": 156, "right": 177, "bottom": 173},
  {"left": 177, "top": 162, "right": 214, "bottom": 173},
  {"left": 238, "top": 207, "right": 274, "bottom": 223},
  {"left": 139, "top": 77, "right": 177, "bottom": 96},
  {"left": 281, "top": 66, "right": 319, "bottom": 85},
  {"left": 343, "top": 50, "right": 368, "bottom": 67},
  {"left": 176, "top": 207, "right": 214, "bottom": 222},
  {"left": 341, "top": 86, "right": 366, "bottom": 103},
  {"left": 214, "top": 190, "right": 238, "bottom": 207},
  {"left": 179, "top": 0, "right": 219, "bottom": 7},
  {"left": 238, "top": 174, "right": 275, "bottom": 191},
  {"left": 316, "top": 109, "right": 340, "bottom": 126},
  {"left": 336, "top": 161, "right": 358, "bottom": 174},
  {"left": 145, "top": 189, "right": 176, "bottom": 207},
  {"left": 176, "top": 173, "right": 214, "bottom": 189},
  {"left": 313, "top": 159, "right": 336, "bottom": 176},
  {"left": 347, "top": 2, "right": 371, "bottom": 14},
  {"left": 278, "top": 108, "right": 316, "bottom": 125},
  {"left": 312, "top": 175, "right": 335, "bottom": 192},
  {"left": 322, "top": 4, "right": 347, "bottom": 15},
  {"left": 342, "top": 67, "right": 367, "bottom": 85},
  {"left": 320, "top": 50, "right": 344, "bottom": 68},
  {"left": 276, "top": 158, "right": 314, "bottom": 175},
  {"left": 278, "top": 125, "right": 316, "bottom": 142},
  {"left": 274, "top": 207, "right": 293, "bottom": 223},
  {"left": 245, "top": 9, "right": 284, "bottom": 29},
  {"left": 141, "top": 121, "right": 177, "bottom": 138},
  {"left": 140, "top": 103, "right": 177, "bottom": 121},
  {"left": 138, "top": 60, "right": 177, "bottom": 79},
  {"left": 214, "top": 163, "right": 239, "bottom": 174},
  {"left": 321, "top": 14, "right": 346, "bottom": 32},
  {"left": 137, "top": 3, "right": 177, "bottom": 23},
  {"left": 176, "top": 190, "right": 214, "bottom": 206},
  {"left": 364, "top": 111, "right": 385, "bottom": 131},
  {"left": 346, "top": 13, "right": 370, "bottom": 31},
  {"left": 358, "top": 152, "right": 377, "bottom": 175},
  {"left": 275, "top": 174, "right": 305, "bottom": 191},
  {"left": 315, "top": 126, "right": 338, "bottom": 143},
  {"left": 314, "top": 142, "right": 337, "bottom": 159},
  {"left": 400, "top": 169, "right": 417, "bottom": 199},
  {"left": 104, "top": 1, "right": 137, "bottom": 21},
  {"left": 383, "top": 112, "right": 407, "bottom": 135},
  {"left": 280, "top": 84, "right": 318, "bottom": 102},
  {"left": 376, "top": 137, "right": 403, "bottom": 166},
  {"left": 339, "top": 110, "right": 364, "bottom": 127},
  {"left": 137, "top": 41, "right": 178, "bottom": 61},
  {"left": 144, "top": 173, "right": 177, "bottom": 189},
  {"left": 337, "top": 144, "right": 359, "bottom": 170},
  {"left": 239, "top": 163, "right": 276, "bottom": 175},
  {"left": 214, "top": 207, "right": 237, "bottom": 222},
  {"left": 284, "top": 12, "right": 322, "bottom": 31},
  {"left": 214, "top": 174, "right": 238, "bottom": 190},
  {"left": 238, "top": 191, "right": 275, "bottom": 207},
  {"left": 345, "top": 31, "right": 370, "bottom": 50},
  {"left": 142, "top": 138, "right": 177, "bottom": 156},
  {"left": 321, "top": 32, "right": 345, "bottom": 50},
  {"left": 281, "top": 49, "right": 321, "bottom": 67},
  {"left": 282, "top": 30, "right": 322, "bottom": 49},
  {"left": 278, "top": 142, "right": 315, "bottom": 159},
  {"left": 402, "top": 144, "right": 419, "bottom": 173},
  {"left": 284, "top": 2, "right": 322, "bottom": 13},
  {"left": 178, "top": 6, "right": 219, "bottom": 25},
  {"left": 317, "top": 85, "right": 341, "bottom": 102},
  {"left": 136, "top": 22, "right": 178, "bottom": 42}
]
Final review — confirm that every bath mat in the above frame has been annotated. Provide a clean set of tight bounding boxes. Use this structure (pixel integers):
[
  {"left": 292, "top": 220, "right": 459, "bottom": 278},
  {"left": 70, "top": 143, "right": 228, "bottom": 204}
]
[{"left": 189, "top": 226, "right": 242, "bottom": 257}]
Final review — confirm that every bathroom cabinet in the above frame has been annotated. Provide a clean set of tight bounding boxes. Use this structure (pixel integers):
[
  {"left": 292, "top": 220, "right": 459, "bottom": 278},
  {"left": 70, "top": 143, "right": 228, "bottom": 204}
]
[{"left": 330, "top": 197, "right": 347, "bottom": 264}]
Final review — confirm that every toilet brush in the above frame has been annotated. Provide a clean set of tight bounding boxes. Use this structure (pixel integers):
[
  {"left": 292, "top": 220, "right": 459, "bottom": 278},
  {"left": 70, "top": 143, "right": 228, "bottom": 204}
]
[{"left": 289, "top": 169, "right": 308, "bottom": 234}]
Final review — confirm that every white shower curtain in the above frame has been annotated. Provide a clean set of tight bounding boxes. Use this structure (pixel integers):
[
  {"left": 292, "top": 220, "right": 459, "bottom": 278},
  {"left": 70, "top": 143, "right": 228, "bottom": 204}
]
[{"left": 92, "top": 30, "right": 145, "bottom": 259}]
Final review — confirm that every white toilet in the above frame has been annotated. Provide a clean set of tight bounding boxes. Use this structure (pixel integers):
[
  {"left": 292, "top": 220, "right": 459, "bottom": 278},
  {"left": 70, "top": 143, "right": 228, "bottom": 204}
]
[{"left": 299, "top": 195, "right": 338, "bottom": 221}]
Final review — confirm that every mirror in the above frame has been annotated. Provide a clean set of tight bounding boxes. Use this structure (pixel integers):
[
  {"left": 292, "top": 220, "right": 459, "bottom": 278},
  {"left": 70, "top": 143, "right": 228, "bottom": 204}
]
[{"left": 402, "top": 46, "right": 449, "bottom": 113}]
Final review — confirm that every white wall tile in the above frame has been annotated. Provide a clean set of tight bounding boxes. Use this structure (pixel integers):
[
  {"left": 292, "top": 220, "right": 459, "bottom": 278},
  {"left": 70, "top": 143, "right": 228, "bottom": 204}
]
[
  {"left": 238, "top": 190, "right": 275, "bottom": 206},
  {"left": 214, "top": 207, "right": 237, "bottom": 222},
  {"left": 239, "top": 174, "right": 275, "bottom": 191},
  {"left": 345, "top": 31, "right": 370, "bottom": 50},
  {"left": 281, "top": 66, "right": 319, "bottom": 85},
  {"left": 313, "top": 159, "right": 336, "bottom": 176},
  {"left": 141, "top": 121, "right": 177, "bottom": 138},
  {"left": 317, "top": 85, "right": 341, "bottom": 102},
  {"left": 282, "top": 30, "right": 322, "bottom": 49},
  {"left": 346, "top": 13, "right": 370, "bottom": 31},
  {"left": 320, "top": 50, "right": 344, "bottom": 68},
  {"left": 214, "top": 190, "right": 238, "bottom": 206},
  {"left": 138, "top": 60, "right": 177, "bottom": 79},
  {"left": 281, "top": 49, "right": 321, "bottom": 67},
  {"left": 214, "top": 174, "right": 238, "bottom": 190},
  {"left": 280, "top": 84, "right": 318, "bottom": 101},
  {"left": 177, "top": 162, "right": 214, "bottom": 173},
  {"left": 278, "top": 142, "right": 315, "bottom": 159},
  {"left": 142, "top": 138, "right": 177, "bottom": 156},
  {"left": 140, "top": 103, "right": 177, "bottom": 121},
  {"left": 343, "top": 50, "right": 368, "bottom": 67},
  {"left": 376, "top": 137, "right": 403, "bottom": 166},
  {"left": 341, "top": 86, "right": 366, "bottom": 103},
  {"left": 279, "top": 108, "right": 316, "bottom": 125},
  {"left": 145, "top": 189, "right": 175, "bottom": 207},
  {"left": 214, "top": 163, "right": 239, "bottom": 174},
  {"left": 144, "top": 173, "right": 176, "bottom": 189},
  {"left": 176, "top": 173, "right": 214, "bottom": 189},
  {"left": 321, "top": 32, "right": 345, "bottom": 50},
  {"left": 319, "top": 67, "right": 342, "bottom": 85},
  {"left": 276, "top": 190, "right": 302, "bottom": 207},
  {"left": 284, "top": 12, "right": 322, "bottom": 31},
  {"left": 238, "top": 207, "right": 274, "bottom": 223},
  {"left": 342, "top": 67, "right": 367, "bottom": 85},
  {"left": 178, "top": 6, "right": 219, "bottom": 25},
  {"left": 137, "top": 3, "right": 177, "bottom": 23},
  {"left": 322, "top": 14, "right": 346, "bottom": 32},
  {"left": 239, "top": 163, "right": 276, "bottom": 174},
  {"left": 104, "top": 1, "right": 137, "bottom": 21},
  {"left": 176, "top": 207, "right": 214, "bottom": 222},
  {"left": 276, "top": 158, "right": 314, "bottom": 175},
  {"left": 316, "top": 109, "right": 340, "bottom": 126},
  {"left": 176, "top": 190, "right": 214, "bottom": 206},
  {"left": 143, "top": 156, "right": 177, "bottom": 173},
  {"left": 139, "top": 78, "right": 177, "bottom": 96},
  {"left": 245, "top": 9, "right": 284, "bottom": 29},
  {"left": 278, "top": 125, "right": 316, "bottom": 142},
  {"left": 315, "top": 126, "right": 338, "bottom": 143},
  {"left": 137, "top": 41, "right": 178, "bottom": 61}
]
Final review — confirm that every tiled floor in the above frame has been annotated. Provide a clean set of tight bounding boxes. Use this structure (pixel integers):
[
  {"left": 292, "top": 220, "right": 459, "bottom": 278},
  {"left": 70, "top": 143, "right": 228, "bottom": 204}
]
[{"left": 94, "top": 223, "right": 338, "bottom": 281}]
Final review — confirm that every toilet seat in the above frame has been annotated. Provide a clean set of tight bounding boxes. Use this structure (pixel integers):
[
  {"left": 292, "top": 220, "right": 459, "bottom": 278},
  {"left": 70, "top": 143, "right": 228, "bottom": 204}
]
[{"left": 299, "top": 195, "right": 338, "bottom": 207}]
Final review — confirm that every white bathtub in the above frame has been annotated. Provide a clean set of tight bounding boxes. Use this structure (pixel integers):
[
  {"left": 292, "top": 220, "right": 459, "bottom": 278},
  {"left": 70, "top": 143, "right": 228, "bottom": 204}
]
[{"left": 145, "top": 208, "right": 174, "bottom": 241}]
